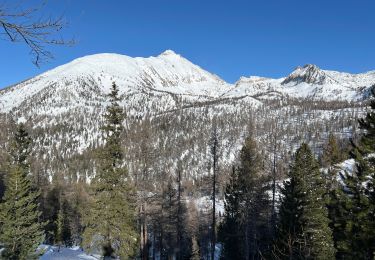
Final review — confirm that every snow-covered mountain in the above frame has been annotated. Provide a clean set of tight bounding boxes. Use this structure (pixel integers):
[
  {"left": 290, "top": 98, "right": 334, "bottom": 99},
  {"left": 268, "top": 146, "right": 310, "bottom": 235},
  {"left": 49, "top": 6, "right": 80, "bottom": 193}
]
[
  {"left": 227, "top": 64, "right": 375, "bottom": 101},
  {"left": 1, "top": 50, "right": 374, "bottom": 115},
  {"left": 0, "top": 50, "right": 373, "bottom": 181},
  {"left": 0, "top": 50, "right": 232, "bottom": 114}
]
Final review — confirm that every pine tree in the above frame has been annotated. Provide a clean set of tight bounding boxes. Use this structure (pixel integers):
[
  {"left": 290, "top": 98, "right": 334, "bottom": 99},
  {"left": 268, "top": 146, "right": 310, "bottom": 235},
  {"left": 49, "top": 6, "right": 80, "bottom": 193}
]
[
  {"left": 55, "top": 198, "right": 72, "bottom": 248},
  {"left": 321, "top": 133, "right": 342, "bottom": 168},
  {"left": 0, "top": 123, "right": 45, "bottom": 260},
  {"left": 326, "top": 184, "right": 349, "bottom": 259},
  {"left": 220, "top": 136, "right": 271, "bottom": 259},
  {"left": 238, "top": 136, "right": 271, "bottom": 260},
  {"left": 82, "top": 82, "right": 138, "bottom": 258},
  {"left": 275, "top": 143, "right": 336, "bottom": 259},
  {"left": 275, "top": 173, "right": 304, "bottom": 259},
  {"left": 218, "top": 167, "right": 243, "bottom": 260},
  {"left": 301, "top": 144, "right": 336, "bottom": 259}
]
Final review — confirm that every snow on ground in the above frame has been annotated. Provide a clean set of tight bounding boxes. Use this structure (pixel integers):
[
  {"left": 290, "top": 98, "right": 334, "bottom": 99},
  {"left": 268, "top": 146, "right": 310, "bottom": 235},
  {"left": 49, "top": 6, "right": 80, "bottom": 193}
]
[
  {"left": 193, "top": 196, "right": 224, "bottom": 216},
  {"left": 39, "top": 245, "right": 99, "bottom": 260},
  {"left": 215, "top": 243, "right": 222, "bottom": 260}
]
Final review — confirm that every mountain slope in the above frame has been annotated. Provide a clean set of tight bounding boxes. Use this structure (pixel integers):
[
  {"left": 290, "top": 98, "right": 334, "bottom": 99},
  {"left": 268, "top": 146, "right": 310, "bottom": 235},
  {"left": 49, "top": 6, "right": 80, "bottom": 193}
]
[
  {"left": 0, "top": 51, "right": 373, "bottom": 181},
  {"left": 226, "top": 64, "right": 375, "bottom": 101},
  {"left": 1, "top": 51, "right": 374, "bottom": 116},
  {"left": 0, "top": 50, "right": 231, "bottom": 114}
]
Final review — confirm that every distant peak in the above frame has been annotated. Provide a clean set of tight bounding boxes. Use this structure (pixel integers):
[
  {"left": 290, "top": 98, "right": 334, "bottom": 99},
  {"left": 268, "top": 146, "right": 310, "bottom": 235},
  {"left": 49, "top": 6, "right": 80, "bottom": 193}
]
[
  {"left": 159, "top": 49, "right": 179, "bottom": 56},
  {"left": 302, "top": 64, "right": 320, "bottom": 70},
  {"left": 237, "top": 76, "right": 269, "bottom": 84},
  {"left": 282, "top": 63, "right": 331, "bottom": 85}
]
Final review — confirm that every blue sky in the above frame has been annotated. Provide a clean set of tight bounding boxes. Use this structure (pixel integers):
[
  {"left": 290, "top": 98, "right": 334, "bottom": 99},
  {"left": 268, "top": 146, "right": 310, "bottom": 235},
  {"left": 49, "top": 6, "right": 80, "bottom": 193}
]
[{"left": 0, "top": 0, "right": 374, "bottom": 88}]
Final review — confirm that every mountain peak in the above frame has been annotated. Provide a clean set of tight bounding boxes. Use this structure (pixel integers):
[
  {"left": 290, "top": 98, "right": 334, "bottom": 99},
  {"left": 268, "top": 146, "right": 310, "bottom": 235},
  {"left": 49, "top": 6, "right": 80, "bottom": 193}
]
[
  {"left": 282, "top": 64, "right": 331, "bottom": 85},
  {"left": 159, "top": 49, "right": 179, "bottom": 56},
  {"left": 302, "top": 64, "right": 319, "bottom": 70}
]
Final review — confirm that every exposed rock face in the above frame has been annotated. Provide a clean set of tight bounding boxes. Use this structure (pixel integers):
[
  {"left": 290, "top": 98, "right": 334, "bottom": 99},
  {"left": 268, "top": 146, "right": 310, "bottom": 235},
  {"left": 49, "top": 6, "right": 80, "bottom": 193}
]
[{"left": 282, "top": 64, "right": 334, "bottom": 85}]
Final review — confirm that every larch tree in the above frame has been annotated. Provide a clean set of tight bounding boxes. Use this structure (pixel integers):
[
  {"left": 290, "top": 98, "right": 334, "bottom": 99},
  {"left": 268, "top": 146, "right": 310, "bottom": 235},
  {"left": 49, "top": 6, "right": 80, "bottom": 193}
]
[
  {"left": 0, "top": 123, "right": 45, "bottom": 260},
  {"left": 82, "top": 82, "right": 138, "bottom": 258},
  {"left": 0, "top": 1, "right": 74, "bottom": 66}
]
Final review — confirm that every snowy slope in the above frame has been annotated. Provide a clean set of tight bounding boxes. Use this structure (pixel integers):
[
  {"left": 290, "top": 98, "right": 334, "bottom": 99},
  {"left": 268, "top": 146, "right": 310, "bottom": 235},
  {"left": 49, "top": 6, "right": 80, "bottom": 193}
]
[
  {"left": 1, "top": 52, "right": 374, "bottom": 115},
  {"left": 0, "top": 50, "right": 231, "bottom": 113},
  {"left": 226, "top": 64, "right": 375, "bottom": 101}
]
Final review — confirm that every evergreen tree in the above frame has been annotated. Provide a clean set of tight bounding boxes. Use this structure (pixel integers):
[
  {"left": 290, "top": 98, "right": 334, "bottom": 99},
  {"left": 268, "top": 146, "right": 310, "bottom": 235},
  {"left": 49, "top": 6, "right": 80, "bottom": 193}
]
[
  {"left": 337, "top": 86, "right": 375, "bottom": 259},
  {"left": 338, "top": 152, "right": 372, "bottom": 259},
  {"left": 55, "top": 198, "right": 72, "bottom": 248},
  {"left": 320, "top": 133, "right": 347, "bottom": 258},
  {"left": 82, "top": 82, "right": 138, "bottom": 258},
  {"left": 358, "top": 86, "right": 375, "bottom": 258},
  {"left": 358, "top": 86, "right": 375, "bottom": 154},
  {"left": 43, "top": 184, "right": 60, "bottom": 244},
  {"left": 326, "top": 184, "right": 349, "bottom": 259},
  {"left": 219, "top": 136, "right": 271, "bottom": 259},
  {"left": 321, "top": 133, "right": 342, "bottom": 168},
  {"left": 238, "top": 136, "right": 271, "bottom": 260},
  {"left": 275, "top": 143, "right": 335, "bottom": 259},
  {"left": 275, "top": 172, "right": 304, "bottom": 259},
  {"left": 218, "top": 167, "right": 243, "bottom": 260},
  {"left": 0, "top": 123, "right": 45, "bottom": 260}
]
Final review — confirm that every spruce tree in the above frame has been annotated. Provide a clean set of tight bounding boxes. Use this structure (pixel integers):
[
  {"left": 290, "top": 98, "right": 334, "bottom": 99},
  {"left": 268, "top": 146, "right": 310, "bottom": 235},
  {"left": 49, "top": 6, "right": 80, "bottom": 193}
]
[
  {"left": 0, "top": 123, "right": 45, "bottom": 260},
  {"left": 276, "top": 143, "right": 335, "bottom": 259},
  {"left": 82, "top": 82, "right": 138, "bottom": 258}
]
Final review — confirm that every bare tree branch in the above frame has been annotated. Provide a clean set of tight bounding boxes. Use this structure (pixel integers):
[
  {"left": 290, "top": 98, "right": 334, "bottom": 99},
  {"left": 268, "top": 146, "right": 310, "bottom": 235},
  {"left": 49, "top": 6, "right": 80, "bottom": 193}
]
[{"left": 0, "top": 1, "right": 75, "bottom": 66}]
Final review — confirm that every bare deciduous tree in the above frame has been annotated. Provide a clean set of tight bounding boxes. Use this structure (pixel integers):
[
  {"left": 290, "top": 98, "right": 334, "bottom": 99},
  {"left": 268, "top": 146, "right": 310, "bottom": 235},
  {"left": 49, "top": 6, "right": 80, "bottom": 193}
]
[{"left": 0, "top": 1, "right": 74, "bottom": 66}]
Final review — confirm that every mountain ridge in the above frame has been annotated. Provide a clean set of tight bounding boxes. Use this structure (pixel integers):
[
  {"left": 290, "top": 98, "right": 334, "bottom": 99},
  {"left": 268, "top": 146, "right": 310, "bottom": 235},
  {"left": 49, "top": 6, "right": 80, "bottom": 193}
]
[{"left": 1, "top": 50, "right": 374, "bottom": 114}]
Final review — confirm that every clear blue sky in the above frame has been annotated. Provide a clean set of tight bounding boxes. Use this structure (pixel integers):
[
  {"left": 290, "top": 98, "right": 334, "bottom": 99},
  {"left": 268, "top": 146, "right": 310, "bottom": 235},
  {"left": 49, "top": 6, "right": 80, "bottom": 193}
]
[{"left": 1, "top": 0, "right": 374, "bottom": 88}]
